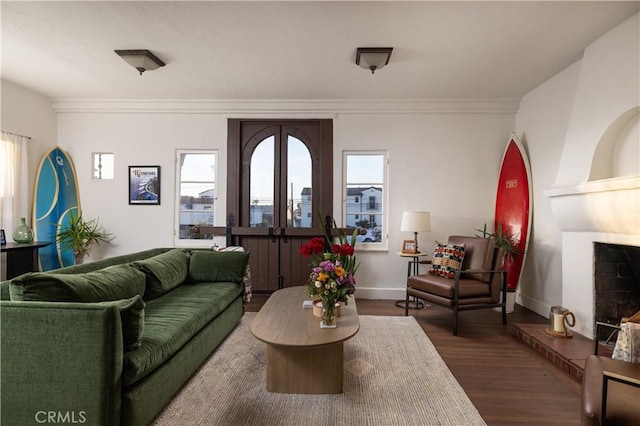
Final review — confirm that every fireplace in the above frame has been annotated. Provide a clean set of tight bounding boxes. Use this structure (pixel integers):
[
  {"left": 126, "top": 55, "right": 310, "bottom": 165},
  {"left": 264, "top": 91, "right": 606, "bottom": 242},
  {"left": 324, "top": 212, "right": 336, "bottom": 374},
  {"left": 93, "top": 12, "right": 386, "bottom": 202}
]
[{"left": 594, "top": 242, "right": 640, "bottom": 341}]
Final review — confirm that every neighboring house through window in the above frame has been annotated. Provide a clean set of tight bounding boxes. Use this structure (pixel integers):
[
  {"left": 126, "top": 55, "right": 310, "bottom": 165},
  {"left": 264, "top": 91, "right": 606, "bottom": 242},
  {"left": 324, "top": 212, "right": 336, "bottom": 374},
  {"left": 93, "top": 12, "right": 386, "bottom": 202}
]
[{"left": 175, "top": 150, "right": 217, "bottom": 244}]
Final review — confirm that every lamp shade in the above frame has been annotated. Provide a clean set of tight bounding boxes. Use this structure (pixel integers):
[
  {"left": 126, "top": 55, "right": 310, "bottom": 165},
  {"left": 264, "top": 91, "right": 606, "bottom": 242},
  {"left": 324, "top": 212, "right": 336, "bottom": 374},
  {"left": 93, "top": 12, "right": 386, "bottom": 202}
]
[{"left": 401, "top": 211, "right": 431, "bottom": 233}]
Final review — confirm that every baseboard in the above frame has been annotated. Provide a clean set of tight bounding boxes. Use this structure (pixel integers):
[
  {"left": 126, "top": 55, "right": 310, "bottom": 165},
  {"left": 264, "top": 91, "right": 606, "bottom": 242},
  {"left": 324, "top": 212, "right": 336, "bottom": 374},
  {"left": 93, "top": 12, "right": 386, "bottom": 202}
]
[
  {"left": 355, "top": 287, "right": 406, "bottom": 300},
  {"left": 517, "top": 292, "right": 551, "bottom": 318}
]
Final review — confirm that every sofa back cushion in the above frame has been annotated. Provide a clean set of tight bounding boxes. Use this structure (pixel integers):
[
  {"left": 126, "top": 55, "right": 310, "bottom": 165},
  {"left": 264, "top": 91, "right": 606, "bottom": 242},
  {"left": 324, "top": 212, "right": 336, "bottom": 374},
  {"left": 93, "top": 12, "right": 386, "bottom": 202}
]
[
  {"left": 448, "top": 235, "right": 496, "bottom": 283},
  {"left": 131, "top": 249, "right": 190, "bottom": 300},
  {"left": 95, "top": 295, "right": 146, "bottom": 351},
  {"left": 188, "top": 250, "right": 250, "bottom": 283},
  {"left": 9, "top": 264, "right": 146, "bottom": 302}
]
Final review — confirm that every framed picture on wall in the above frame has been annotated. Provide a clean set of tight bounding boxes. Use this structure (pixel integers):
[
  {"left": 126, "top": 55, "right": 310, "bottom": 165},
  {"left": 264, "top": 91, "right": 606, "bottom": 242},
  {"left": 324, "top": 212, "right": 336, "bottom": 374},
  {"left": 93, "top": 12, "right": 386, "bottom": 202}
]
[{"left": 129, "top": 166, "right": 161, "bottom": 205}]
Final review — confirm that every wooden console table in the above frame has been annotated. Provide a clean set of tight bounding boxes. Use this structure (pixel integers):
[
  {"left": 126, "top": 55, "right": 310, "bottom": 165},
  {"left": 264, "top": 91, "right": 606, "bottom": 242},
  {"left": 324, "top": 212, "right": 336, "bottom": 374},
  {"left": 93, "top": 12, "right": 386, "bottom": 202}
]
[{"left": 1, "top": 242, "right": 52, "bottom": 279}]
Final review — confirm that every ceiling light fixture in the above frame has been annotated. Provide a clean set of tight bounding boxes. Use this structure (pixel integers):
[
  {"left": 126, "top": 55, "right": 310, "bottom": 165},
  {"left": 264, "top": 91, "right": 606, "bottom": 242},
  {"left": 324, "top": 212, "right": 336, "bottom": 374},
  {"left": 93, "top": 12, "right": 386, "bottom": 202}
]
[
  {"left": 356, "top": 47, "right": 393, "bottom": 74},
  {"left": 115, "top": 49, "right": 166, "bottom": 75}
]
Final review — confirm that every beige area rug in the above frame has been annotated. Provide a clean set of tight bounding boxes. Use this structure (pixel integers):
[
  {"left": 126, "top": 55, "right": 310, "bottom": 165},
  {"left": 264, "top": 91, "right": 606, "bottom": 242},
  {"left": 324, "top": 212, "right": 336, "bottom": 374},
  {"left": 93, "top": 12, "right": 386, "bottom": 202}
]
[{"left": 153, "top": 313, "right": 486, "bottom": 426}]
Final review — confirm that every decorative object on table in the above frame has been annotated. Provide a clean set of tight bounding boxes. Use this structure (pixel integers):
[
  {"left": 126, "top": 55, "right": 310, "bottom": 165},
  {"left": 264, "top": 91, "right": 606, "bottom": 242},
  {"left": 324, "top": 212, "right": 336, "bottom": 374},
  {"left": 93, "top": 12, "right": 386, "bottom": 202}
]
[
  {"left": 0, "top": 229, "right": 6, "bottom": 245},
  {"left": 493, "top": 133, "right": 532, "bottom": 293},
  {"left": 55, "top": 210, "right": 112, "bottom": 264},
  {"left": 400, "top": 211, "right": 431, "bottom": 253},
  {"left": 300, "top": 217, "right": 358, "bottom": 328},
  {"left": 34, "top": 146, "right": 80, "bottom": 270},
  {"left": 129, "top": 165, "right": 161, "bottom": 205},
  {"left": 12, "top": 217, "right": 34, "bottom": 243}
]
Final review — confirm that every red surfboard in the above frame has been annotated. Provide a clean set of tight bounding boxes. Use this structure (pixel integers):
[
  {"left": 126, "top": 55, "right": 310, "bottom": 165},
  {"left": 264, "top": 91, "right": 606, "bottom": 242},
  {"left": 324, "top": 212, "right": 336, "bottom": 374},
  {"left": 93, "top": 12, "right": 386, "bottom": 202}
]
[{"left": 495, "top": 133, "right": 532, "bottom": 292}]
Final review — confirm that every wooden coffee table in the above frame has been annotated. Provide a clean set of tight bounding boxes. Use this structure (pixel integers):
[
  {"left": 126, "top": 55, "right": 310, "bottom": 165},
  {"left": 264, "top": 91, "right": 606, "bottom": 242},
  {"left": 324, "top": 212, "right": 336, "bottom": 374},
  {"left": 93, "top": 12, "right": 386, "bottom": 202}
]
[{"left": 249, "top": 286, "right": 359, "bottom": 394}]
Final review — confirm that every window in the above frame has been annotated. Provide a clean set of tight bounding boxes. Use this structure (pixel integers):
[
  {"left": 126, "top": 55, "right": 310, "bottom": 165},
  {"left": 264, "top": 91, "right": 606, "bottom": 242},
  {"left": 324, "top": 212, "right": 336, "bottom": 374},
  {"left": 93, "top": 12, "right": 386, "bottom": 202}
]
[
  {"left": 175, "top": 150, "right": 217, "bottom": 244},
  {"left": 343, "top": 151, "right": 387, "bottom": 248}
]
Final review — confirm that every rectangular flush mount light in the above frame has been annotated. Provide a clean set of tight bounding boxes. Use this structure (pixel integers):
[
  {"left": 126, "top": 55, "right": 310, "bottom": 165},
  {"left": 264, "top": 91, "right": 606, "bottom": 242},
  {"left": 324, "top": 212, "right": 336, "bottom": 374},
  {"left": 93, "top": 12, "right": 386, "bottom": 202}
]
[{"left": 356, "top": 47, "right": 393, "bottom": 74}]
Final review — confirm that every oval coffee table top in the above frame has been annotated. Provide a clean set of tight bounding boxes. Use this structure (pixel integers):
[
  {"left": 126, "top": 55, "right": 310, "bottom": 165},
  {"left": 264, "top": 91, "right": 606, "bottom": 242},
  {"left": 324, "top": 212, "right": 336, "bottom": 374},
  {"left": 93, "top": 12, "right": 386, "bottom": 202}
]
[{"left": 250, "top": 286, "right": 359, "bottom": 348}]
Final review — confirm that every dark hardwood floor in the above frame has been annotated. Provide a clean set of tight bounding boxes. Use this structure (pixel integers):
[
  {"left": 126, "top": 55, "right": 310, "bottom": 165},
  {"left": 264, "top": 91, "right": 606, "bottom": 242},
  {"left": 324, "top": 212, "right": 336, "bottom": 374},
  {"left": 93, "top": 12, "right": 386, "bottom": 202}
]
[{"left": 246, "top": 294, "right": 582, "bottom": 425}]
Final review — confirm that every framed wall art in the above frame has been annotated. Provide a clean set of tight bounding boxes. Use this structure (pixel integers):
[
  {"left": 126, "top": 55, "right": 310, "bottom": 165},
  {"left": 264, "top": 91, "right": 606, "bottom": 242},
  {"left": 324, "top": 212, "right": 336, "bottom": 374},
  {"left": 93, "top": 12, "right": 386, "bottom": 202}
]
[{"left": 129, "top": 166, "right": 161, "bottom": 205}]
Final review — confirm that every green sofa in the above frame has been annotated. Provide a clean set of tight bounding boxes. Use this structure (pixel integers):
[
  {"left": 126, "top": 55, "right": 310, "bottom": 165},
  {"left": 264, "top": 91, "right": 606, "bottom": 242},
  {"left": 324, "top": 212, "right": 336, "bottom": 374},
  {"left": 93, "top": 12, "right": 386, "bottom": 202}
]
[{"left": 1, "top": 247, "right": 249, "bottom": 426}]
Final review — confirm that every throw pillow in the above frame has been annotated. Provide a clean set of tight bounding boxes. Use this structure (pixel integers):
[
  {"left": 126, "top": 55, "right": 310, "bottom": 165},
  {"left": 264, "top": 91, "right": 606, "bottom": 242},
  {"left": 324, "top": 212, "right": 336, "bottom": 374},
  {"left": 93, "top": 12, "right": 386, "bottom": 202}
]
[
  {"left": 428, "top": 242, "right": 466, "bottom": 279},
  {"left": 9, "top": 264, "right": 146, "bottom": 302},
  {"left": 95, "top": 295, "right": 146, "bottom": 352},
  {"left": 217, "top": 246, "right": 252, "bottom": 302},
  {"left": 187, "top": 250, "right": 250, "bottom": 284},
  {"left": 131, "top": 249, "right": 190, "bottom": 300}
]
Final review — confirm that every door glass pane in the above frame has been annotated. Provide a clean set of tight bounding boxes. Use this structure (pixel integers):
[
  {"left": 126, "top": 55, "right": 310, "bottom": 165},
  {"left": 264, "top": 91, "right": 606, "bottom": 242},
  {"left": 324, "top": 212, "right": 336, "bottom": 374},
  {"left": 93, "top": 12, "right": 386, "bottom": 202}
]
[
  {"left": 287, "top": 136, "right": 312, "bottom": 228},
  {"left": 178, "top": 152, "right": 216, "bottom": 240},
  {"left": 250, "top": 136, "right": 274, "bottom": 227}
]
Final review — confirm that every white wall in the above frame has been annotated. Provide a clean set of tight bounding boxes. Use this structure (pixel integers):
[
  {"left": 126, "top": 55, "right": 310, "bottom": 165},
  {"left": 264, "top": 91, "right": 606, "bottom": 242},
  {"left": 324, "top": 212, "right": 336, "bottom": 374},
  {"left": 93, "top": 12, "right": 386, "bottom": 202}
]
[
  {"left": 0, "top": 80, "right": 57, "bottom": 280},
  {"left": 54, "top": 103, "right": 514, "bottom": 298},
  {"left": 516, "top": 12, "right": 640, "bottom": 336},
  {"left": 515, "top": 61, "right": 581, "bottom": 316}
]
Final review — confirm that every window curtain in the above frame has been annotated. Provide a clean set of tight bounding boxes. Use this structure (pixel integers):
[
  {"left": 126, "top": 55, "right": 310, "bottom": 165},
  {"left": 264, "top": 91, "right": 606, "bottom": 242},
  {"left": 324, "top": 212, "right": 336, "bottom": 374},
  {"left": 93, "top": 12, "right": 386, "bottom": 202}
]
[{"left": 0, "top": 131, "right": 30, "bottom": 234}]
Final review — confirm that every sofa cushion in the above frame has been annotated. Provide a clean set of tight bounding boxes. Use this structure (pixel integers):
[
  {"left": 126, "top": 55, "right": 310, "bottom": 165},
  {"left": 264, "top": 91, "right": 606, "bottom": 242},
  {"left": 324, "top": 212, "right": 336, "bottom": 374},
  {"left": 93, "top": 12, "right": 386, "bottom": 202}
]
[
  {"left": 9, "top": 264, "right": 146, "bottom": 302},
  {"left": 131, "top": 249, "right": 190, "bottom": 300},
  {"left": 95, "top": 295, "right": 145, "bottom": 351},
  {"left": 122, "top": 281, "right": 242, "bottom": 385},
  {"left": 449, "top": 236, "right": 496, "bottom": 283},
  {"left": 428, "top": 242, "right": 466, "bottom": 279},
  {"left": 187, "top": 250, "right": 250, "bottom": 284}
]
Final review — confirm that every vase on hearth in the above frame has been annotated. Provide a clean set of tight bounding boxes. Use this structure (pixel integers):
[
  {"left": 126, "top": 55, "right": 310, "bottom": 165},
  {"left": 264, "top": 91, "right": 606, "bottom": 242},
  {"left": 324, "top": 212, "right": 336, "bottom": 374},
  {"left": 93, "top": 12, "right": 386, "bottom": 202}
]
[{"left": 12, "top": 217, "right": 34, "bottom": 243}]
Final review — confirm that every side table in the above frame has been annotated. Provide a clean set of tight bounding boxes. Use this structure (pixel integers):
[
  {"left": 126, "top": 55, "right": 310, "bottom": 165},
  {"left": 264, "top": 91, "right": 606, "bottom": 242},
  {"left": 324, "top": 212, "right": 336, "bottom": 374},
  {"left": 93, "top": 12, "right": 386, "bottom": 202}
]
[
  {"left": 1, "top": 241, "right": 52, "bottom": 279},
  {"left": 395, "top": 252, "right": 430, "bottom": 310}
]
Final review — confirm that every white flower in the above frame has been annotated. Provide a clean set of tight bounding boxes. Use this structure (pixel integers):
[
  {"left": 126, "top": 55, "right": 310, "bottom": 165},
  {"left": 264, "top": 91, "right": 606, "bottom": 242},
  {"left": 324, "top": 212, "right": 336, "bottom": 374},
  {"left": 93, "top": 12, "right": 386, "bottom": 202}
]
[{"left": 315, "top": 281, "right": 322, "bottom": 288}]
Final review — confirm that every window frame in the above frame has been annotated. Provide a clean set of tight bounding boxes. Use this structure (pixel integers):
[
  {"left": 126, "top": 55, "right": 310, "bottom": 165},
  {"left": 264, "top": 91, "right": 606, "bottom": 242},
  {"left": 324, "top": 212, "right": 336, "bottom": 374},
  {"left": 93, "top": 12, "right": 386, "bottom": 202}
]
[
  {"left": 342, "top": 150, "right": 388, "bottom": 251},
  {"left": 174, "top": 149, "right": 218, "bottom": 246}
]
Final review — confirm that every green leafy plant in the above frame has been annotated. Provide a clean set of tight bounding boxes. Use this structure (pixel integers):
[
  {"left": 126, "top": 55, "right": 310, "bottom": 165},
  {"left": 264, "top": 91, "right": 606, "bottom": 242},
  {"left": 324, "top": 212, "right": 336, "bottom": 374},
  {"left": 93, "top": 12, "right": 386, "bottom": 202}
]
[
  {"left": 56, "top": 211, "right": 112, "bottom": 264},
  {"left": 475, "top": 223, "right": 521, "bottom": 258}
]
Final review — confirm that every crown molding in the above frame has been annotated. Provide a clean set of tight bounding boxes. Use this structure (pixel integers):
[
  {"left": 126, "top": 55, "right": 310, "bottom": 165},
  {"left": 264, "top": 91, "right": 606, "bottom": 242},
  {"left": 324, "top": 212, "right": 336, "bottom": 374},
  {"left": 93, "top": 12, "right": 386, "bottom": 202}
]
[{"left": 50, "top": 98, "right": 521, "bottom": 115}]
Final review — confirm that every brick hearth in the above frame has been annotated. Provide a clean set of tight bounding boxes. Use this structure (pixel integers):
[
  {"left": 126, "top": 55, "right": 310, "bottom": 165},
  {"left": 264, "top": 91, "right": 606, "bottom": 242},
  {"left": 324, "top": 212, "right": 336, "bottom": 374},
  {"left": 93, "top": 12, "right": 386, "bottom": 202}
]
[{"left": 511, "top": 323, "right": 613, "bottom": 382}]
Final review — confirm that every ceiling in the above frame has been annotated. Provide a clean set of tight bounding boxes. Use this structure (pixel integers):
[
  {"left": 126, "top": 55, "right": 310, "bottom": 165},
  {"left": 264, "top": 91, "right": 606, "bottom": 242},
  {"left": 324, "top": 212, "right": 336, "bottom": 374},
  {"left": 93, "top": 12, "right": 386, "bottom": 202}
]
[{"left": 1, "top": 1, "right": 638, "bottom": 100}]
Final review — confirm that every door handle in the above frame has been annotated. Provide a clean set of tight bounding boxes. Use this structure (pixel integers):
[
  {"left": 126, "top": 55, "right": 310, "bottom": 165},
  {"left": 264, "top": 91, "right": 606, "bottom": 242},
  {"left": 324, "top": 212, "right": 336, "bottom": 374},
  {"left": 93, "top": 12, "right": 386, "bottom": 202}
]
[{"left": 269, "top": 227, "right": 276, "bottom": 243}]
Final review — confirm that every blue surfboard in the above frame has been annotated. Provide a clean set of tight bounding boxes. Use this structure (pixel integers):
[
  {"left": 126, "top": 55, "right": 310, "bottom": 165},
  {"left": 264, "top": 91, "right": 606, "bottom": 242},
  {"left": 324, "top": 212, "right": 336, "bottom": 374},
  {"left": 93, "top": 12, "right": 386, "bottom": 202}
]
[{"left": 32, "top": 146, "right": 80, "bottom": 270}]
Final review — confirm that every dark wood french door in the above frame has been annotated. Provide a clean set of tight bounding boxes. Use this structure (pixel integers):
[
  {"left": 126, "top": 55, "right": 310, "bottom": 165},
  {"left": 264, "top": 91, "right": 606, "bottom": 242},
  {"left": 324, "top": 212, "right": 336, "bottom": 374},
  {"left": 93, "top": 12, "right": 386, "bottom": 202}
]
[{"left": 227, "top": 120, "right": 333, "bottom": 292}]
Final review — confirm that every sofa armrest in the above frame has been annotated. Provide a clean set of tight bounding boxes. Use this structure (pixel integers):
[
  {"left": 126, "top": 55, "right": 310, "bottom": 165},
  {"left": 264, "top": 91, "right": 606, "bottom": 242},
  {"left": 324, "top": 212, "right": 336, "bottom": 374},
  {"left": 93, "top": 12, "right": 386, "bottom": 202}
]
[
  {"left": 1, "top": 301, "right": 124, "bottom": 426},
  {"left": 601, "top": 370, "right": 640, "bottom": 425}
]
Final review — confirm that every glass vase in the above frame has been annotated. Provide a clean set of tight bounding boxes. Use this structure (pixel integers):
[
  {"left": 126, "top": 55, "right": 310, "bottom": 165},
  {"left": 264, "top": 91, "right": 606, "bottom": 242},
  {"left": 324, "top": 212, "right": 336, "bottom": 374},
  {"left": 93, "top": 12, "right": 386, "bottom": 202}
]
[
  {"left": 12, "top": 217, "right": 34, "bottom": 243},
  {"left": 321, "top": 300, "right": 337, "bottom": 328}
]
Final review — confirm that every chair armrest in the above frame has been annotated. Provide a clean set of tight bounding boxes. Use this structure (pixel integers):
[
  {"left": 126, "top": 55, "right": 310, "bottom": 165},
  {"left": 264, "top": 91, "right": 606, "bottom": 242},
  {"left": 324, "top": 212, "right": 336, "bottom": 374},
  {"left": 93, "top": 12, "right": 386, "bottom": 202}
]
[
  {"left": 595, "top": 321, "right": 621, "bottom": 355},
  {"left": 601, "top": 369, "right": 640, "bottom": 426},
  {"left": 1, "top": 301, "right": 124, "bottom": 425}
]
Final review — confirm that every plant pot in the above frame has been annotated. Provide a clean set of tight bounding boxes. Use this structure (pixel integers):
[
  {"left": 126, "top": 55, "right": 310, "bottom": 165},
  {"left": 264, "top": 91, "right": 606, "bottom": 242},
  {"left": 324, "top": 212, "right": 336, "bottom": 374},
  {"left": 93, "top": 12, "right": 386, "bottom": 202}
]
[{"left": 312, "top": 299, "right": 342, "bottom": 318}]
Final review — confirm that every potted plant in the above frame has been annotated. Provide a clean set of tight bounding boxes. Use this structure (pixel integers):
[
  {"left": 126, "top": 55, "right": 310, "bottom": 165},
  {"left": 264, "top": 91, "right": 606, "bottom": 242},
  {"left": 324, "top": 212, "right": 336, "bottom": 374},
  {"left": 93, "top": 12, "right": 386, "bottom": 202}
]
[
  {"left": 56, "top": 211, "right": 112, "bottom": 264},
  {"left": 475, "top": 223, "right": 522, "bottom": 313}
]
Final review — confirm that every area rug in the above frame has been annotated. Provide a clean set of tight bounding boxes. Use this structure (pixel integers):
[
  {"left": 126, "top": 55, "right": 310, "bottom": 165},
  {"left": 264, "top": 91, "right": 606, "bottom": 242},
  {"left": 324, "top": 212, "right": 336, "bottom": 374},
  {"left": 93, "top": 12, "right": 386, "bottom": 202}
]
[{"left": 153, "top": 313, "right": 486, "bottom": 426}]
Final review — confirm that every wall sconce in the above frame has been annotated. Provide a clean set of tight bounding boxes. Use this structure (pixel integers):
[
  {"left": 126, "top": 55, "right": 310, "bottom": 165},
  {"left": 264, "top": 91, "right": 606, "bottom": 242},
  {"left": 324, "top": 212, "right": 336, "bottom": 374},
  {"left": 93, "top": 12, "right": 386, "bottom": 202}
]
[
  {"left": 401, "top": 211, "right": 431, "bottom": 252},
  {"left": 115, "top": 49, "right": 166, "bottom": 75},
  {"left": 356, "top": 47, "right": 393, "bottom": 74}
]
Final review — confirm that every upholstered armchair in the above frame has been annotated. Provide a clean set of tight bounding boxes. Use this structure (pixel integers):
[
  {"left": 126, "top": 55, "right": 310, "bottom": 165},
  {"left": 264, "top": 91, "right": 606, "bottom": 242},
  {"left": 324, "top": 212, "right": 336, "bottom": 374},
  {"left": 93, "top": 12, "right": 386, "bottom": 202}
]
[
  {"left": 405, "top": 235, "right": 507, "bottom": 335},
  {"left": 581, "top": 321, "right": 640, "bottom": 425}
]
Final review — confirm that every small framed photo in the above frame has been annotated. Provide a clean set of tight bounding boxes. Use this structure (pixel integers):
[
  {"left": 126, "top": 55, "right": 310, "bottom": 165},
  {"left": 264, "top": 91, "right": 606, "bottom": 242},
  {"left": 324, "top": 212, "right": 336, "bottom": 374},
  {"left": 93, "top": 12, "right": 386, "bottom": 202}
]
[
  {"left": 129, "top": 166, "right": 161, "bottom": 205},
  {"left": 402, "top": 239, "right": 417, "bottom": 254},
  {"left": 0, "top": 229, "right": 6, "bottom": 245}
]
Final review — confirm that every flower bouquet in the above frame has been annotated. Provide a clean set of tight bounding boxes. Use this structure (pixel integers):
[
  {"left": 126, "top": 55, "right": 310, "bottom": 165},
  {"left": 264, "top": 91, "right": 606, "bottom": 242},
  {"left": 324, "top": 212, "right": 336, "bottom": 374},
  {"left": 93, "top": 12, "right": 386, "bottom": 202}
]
[{"left": 300, "top": 221, "right": 359, "bottom": 328}]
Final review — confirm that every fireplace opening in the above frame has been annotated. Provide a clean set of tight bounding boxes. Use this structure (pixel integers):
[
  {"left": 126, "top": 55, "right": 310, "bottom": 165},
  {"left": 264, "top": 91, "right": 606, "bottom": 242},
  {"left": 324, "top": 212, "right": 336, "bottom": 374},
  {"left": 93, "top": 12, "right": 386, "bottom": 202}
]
[{"left": 593, "top": 242, "right": 640, "bottom": 342}]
